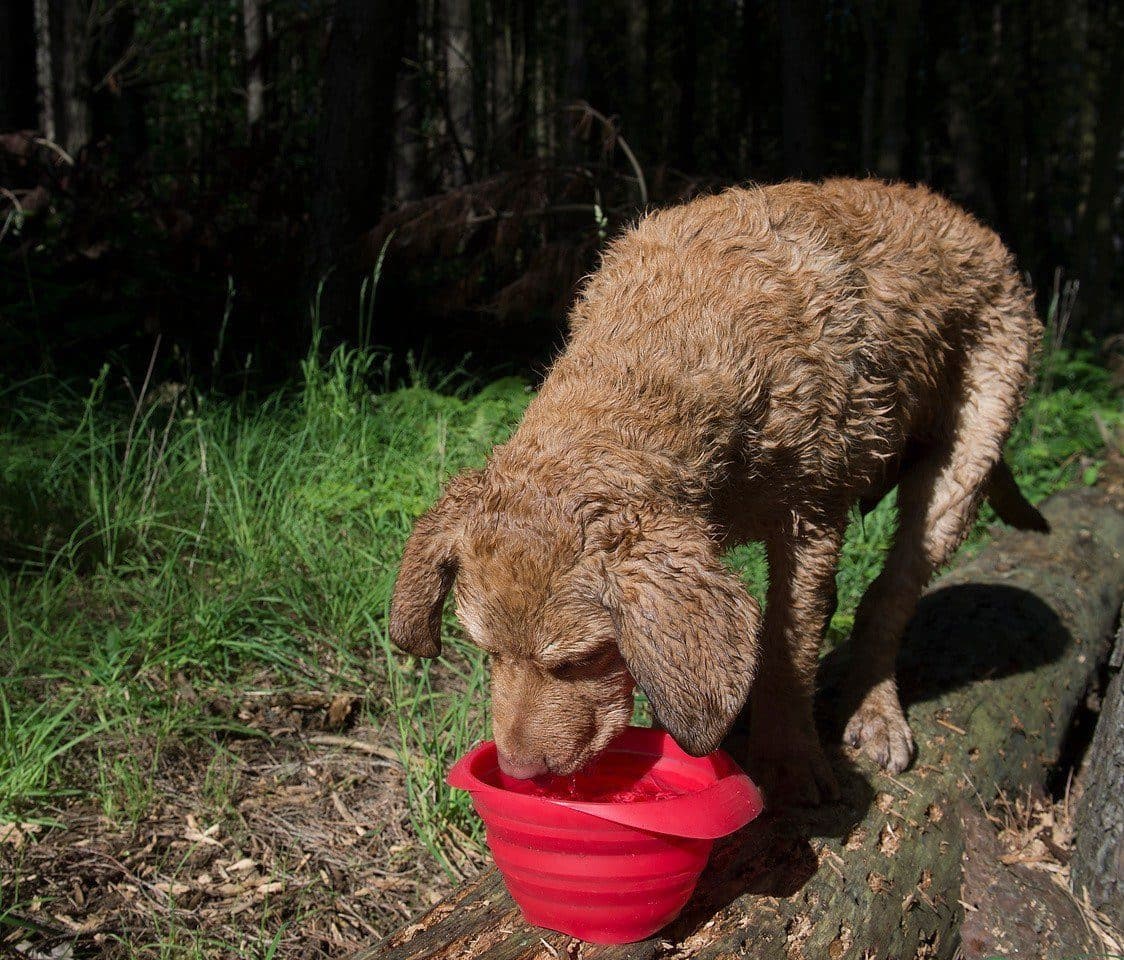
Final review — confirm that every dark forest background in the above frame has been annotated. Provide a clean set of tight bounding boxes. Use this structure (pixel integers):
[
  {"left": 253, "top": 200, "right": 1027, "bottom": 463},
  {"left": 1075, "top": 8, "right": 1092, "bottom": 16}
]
[
  {"left": 2, "top": 0, "right": 1123, "bottom": 387},
  {"left": 2, "top": 7, "right": 1124, "bottom": 954}
]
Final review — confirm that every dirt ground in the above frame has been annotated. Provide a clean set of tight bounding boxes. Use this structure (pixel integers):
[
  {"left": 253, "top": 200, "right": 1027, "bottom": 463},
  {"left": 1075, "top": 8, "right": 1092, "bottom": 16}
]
[{"left": 1, "top": 692, "right": 484, "bottom": 959}]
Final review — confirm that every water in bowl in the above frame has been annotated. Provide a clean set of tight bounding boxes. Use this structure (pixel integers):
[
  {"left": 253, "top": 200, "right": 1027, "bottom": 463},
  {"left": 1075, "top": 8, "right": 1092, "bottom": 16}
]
[{"left": 493, "top": 754, "right": 688, "bottom": 803}]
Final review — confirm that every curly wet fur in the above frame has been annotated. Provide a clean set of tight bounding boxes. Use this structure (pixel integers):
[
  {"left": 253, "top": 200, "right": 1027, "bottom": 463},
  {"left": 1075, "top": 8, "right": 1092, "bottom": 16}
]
[{"left": 390, "top": 178, "right": 1043, "bottom": 802}]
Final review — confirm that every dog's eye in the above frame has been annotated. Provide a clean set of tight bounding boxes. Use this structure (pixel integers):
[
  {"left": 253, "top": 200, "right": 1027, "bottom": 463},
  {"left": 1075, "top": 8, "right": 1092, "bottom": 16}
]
[{"left": 549, "top": 648, "right": 612, "bottom": 679}]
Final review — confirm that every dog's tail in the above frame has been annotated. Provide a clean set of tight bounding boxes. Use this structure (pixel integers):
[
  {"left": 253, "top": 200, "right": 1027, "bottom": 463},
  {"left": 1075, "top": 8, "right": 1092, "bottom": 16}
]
[{"left": 986, "top": 458, "right": 1049, "bottom": 533}]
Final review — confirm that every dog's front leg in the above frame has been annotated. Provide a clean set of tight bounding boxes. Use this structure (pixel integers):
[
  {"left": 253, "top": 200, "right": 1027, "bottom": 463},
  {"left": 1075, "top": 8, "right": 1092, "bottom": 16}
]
[{"left": 742, "top": 515, "right": 846, "bottom": 806}]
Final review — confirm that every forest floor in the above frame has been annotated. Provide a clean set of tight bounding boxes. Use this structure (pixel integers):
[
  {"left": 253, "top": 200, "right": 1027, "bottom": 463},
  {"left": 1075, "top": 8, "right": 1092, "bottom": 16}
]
[{"left": 1, "top": 335, "right": 1121, "bottom": 958}]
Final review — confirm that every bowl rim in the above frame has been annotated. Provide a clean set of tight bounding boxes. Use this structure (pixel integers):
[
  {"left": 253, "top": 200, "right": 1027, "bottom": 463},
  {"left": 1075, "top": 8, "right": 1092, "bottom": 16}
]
[{"left": 446, "top": 726, "right": 765, "bottom": 839}]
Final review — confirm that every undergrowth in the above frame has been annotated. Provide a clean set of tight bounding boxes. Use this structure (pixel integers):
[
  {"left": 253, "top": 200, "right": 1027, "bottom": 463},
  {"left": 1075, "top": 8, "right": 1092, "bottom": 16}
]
[{"left": 0, "top": 324, "right": 1120, "bottom": 883}]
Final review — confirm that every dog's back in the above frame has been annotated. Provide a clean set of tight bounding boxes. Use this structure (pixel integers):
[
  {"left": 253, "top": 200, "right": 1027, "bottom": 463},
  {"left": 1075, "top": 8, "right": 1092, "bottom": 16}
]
[{"left": 518, "top": 179, "right": 1039, "bottom": 508}]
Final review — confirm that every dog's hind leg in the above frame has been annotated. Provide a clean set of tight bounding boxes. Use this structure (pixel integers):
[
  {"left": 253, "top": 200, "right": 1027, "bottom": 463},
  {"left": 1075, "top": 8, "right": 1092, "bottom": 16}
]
[{"left": 843, "top": 316, "right": 1034, "bottom": 772}]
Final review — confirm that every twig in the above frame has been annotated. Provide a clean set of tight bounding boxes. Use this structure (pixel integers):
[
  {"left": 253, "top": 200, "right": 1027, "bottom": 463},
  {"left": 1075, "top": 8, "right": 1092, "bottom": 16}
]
[
  {"left": 935, "top": 717, "right": 967, "bottom": 736},
  {"left": 563, "top": 101, "right": 649, "bottom": 207},
  {"left": 882, "top": 773, "right": 917, "bottom": 796},
  {"left": 464, "top": 202, "right": 624, "bottom": 227},
  {"left": 307, "top": 735, "right": 401, "bottom": 766},
  {"left": 31, "top": 136, "right": 75, "bottom": 166}
]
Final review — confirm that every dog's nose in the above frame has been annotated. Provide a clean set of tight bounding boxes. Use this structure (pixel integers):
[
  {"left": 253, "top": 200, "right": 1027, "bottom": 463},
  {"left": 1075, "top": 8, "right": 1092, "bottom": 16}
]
[{"left": 497, "top": 752, "right": 549, "bottom": 780}]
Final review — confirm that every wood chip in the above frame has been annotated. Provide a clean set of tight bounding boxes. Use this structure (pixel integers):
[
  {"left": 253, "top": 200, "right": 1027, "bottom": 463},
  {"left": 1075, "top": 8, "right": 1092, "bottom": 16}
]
[{"left": 935, "top": 717, "right": 967, "bottom": 736}]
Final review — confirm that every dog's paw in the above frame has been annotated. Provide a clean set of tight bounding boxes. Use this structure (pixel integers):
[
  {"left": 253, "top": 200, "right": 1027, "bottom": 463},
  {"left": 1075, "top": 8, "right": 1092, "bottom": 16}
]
[
  {"left": 749, "top": 743, "right": 840, "bottom": 808},
  {"left": 843, "top": 687, "right": 914, "bottom": 774}
]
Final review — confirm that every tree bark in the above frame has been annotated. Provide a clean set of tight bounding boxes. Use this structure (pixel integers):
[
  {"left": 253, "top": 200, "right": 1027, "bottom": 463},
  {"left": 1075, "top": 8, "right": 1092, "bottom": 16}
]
[
  {"left": 442, "top": 0, "right": 474, "bottom": 183},
  {"left": 875, "top": 0, "right": 919, "bottom": 178},
  {"left": 393, "top": 0, "right": 424, "bottom": 203},
  {"left": 626, "top": 0, "right": 646, "bottom": 151},
  {"left": 356, "top": 484, "right": 1124, "bottom": 960},
  {"left": 243, "top": 0, "right": 266, "bottom": 135},
  {"left": 673, "top": 0, "right": 698, "bottom": 172},
  {"left": 778, "top": 0, "right": 823, "bottom": 178},
  {"left": 49, "top": 0, "right": 91, "bottom": 155},
  {"left": 561, "top": 0, "right": 586, "bottom": 162},
  {"left": 933, "top": 2, "right": 996, "bottom": 222},
  {"left": 857, "top": 0, "right": 878, "bottom": 173},
  {"left": 734, "top": 0, "right": 760, "bottom": 173},
  {"left": 311, "top": 0, "right": 410, "bottom": 331},
  {"left": 1072, "top": 611, "right": 1124, "bottom": 922},
  {"left": 1075, "top": 6, "right": 1124, "bottom": 335},
  {"left": 642, "top": 0, "right": 659, "bottom": 164},
  {"left": 33, "top": 0, "right": 55, "bottom": 142},
  {"left": 960, "top": 802, "right": 1106, "bottom": 959},
  {"left": 33, "top": 0, "right": 92, "bottom": 155},
  {"left": 489, "top": 0, "right": 515, "bottom": 170},
  {"left": 0, "top": 0, "right": 37, "bottom": 131}
]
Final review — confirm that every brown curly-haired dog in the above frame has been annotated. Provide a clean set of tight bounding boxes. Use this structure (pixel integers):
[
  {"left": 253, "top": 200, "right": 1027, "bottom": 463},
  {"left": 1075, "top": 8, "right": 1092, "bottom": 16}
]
[{"left": 390, "top": 178, "right": 1047, "bottom": 805}]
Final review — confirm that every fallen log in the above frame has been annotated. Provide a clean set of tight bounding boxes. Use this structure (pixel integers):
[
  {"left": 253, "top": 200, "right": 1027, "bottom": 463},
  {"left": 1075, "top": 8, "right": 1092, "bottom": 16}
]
[
  {"left": 958, "top": 800, "right": 1106, "bottom": 959},
  {"left": 359, "top": 485, "right": 1124, "bottom": 960},
  {"left": 1072, "top": 608, "right": 1124, "bottom": 923}
]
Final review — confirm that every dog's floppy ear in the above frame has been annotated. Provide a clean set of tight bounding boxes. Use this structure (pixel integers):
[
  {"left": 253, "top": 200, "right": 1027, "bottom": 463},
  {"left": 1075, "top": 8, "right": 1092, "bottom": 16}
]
[
  {"left": 600, "top": 509, "right": 761, "bottom": 756},
  {"left": 389, "top": 470, "right": 483, "bottom": 658}
]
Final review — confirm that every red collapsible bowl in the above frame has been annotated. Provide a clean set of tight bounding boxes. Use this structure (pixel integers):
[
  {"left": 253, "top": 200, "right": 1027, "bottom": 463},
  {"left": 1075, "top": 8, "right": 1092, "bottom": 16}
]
[{"left": 446, "top": 726, "right": 764, "bottom": 944}]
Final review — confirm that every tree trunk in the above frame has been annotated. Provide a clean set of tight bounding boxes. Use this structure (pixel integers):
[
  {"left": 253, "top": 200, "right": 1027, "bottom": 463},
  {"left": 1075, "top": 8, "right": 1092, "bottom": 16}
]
[
  {"left": 243, "top": 0, "right": 266, "bottom": 135},
  {"left": 857, "top": 0, "right": 878, "bottom": 173},
  {"left": 491, "top": 0, "right": 514, "bottom": 169},
  {"left": 310, "top": 0, "right": 410, "bottom": 331},
  {"left": 561, "top": 0, "right": 586, "bottom": 162},
  {"left": 512, "top": 0, "right": 534, "bottom": 157},
  {"left": 49, "top": 0, "right": 91, "bottom": 156},
  {"left": 875, "top": 0, "right": 918, "bottom": 178},
  {"left": 624, "top": 0, "right": 646, "bottom": 161},
  {"left": 0, "top": 0, "right": 37, "bottom": 131},
  {"left": 930, "top": 0, "right": 1002, "bottom": 220},
  {"left": 778, "top": 0, "right": 823, "bottom": 178},
  {"left": 442, "top": 0, "right": 474, "bottom": 183},
  {"left": 944, "top": 76, "right": 994, "bottom": 216},
  {"left": 356, "top": 484, "right": 1124, "bottom": 960},
  {"left": 641, "top": 0, "right": 659, "bottom": 165},
  {"left": 1075, "top": 7, "right": 1124, "bottom": 336},
  {"left": 393, "top": 0, "right": 424, "bottom": 203},
  {"left": 33, "top": 0, "right": 55, "bottom": 142},
  {"left": 1072, "top": 611, "right": 1124, "bottom": 922},
  {"left": 673, "top": 0, "right": 698, "bottom": 172},
  {"left": 734, "top": 0, "right": 760, "bottom": 173}
]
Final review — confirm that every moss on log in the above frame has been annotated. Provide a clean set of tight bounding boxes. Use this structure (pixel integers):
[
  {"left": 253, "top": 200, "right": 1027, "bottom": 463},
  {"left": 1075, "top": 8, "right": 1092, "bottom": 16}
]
[{"left": 359, "top": 485, "right": 1124, "bottom": 960}]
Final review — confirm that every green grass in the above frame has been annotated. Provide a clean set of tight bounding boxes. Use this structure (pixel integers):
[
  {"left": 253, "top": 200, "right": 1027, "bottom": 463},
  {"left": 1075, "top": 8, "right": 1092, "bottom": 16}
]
[
  {"left": 1, "top": 340, "right": 530, "bottom": 854},
  {"left": 0, "top": 325, "right": 1120, "bottom": 899}
]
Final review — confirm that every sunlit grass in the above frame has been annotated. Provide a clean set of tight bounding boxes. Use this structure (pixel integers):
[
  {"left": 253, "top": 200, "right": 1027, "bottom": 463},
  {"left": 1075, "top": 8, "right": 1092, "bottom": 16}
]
[{"left": 1, "top": 340, "right": 529, "bottom": 853}]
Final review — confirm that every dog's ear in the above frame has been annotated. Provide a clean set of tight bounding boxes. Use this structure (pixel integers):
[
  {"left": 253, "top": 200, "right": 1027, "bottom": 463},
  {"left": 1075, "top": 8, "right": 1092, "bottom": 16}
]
[
  {"left": 389, "top": 470, "right": 483, "bottom": 658},
  {"left": 599, "top": 509, "right": 761, "bottom": 756}
]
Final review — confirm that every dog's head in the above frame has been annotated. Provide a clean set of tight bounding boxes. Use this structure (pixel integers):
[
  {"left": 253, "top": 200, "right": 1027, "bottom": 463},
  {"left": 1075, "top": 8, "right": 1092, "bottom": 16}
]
[{"left": 389, "top": 469, "right": 761, "bottom": 778}]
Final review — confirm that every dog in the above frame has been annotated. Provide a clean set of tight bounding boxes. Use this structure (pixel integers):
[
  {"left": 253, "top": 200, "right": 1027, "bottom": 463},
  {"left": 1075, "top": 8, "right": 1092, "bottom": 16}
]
[{"left": 389, "top": 178, "right": 1047, "bottom": 805}]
